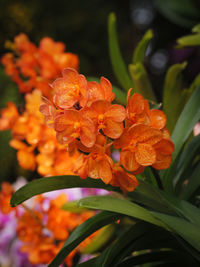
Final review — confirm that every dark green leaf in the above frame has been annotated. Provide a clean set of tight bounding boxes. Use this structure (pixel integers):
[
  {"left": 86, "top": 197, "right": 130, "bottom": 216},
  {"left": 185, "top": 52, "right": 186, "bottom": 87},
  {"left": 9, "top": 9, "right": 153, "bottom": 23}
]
[
  {"left": 162, "top": 86, "right": 200, "bottom": 192},
  {"left": 133, "top": 29, "right": 153, "bottom": 64},
  {"left": 117, "top": 251, "right": 192, "bottom": 267},
  {"left": 182, "top": 162, "right": 200, "bottom": 200},
  {"left": 152, "top": 211, "right": 200, "bottom": 251},
  {"left": 174, "top": 134, "right": 200, "bottom": 191},
  {"left": 10, "top": 175, "right": 120, "bottom": 207},
  {"left": 48, "top": 211, "right": 120, "bottom": 267},
  {"left": 108, "top": 12, "right": 133, "bottom": 91}
]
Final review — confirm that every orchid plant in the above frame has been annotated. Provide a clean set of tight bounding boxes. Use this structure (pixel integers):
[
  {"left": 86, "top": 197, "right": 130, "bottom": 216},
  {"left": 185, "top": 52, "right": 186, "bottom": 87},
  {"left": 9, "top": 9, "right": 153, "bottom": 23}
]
[{"left": 1, "top": 13, "right": 200, "bottom": 267}]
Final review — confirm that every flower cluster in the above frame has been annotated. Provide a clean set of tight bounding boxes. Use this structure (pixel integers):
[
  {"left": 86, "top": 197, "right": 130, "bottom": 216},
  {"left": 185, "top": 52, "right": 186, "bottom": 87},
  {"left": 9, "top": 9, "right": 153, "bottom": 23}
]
[
  {"left": 0, "top": 89, "right": 81, "bottom": 176},
  {"left": 0, "top": 181, "right": 103, "bottom": 266},
  {"left": 1, "top": 33, "right": 79, "bottom": 98},
  {"left": 40, "top": 68, "right": 174, "bottom": 193}
]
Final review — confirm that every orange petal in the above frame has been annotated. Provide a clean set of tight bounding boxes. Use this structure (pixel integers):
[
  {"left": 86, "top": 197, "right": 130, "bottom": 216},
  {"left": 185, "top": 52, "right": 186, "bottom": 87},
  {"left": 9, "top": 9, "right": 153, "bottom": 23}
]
[
  {"left": 81, "top": 124, "right": 96, "bottom": 148},
  {"left": 149, "top": 109, "right": 166, "bottom": 130},
  {"left": 152, "top": 153, "right": 172, "bottom": 170},
  {"left": 153, "top": 139, "right": 174, "bottom": 155},
  {"left": 114, "top": 128, "right": 130, "bottom": 149},
  {"left": 135, "top": 143, "right": 156, "bottom": 166},
  {"left": 103, "top": 119, "right": 124, "bottom": 139},
  {"left": 129, "top": 124, "right": 162, "bottom": 145},
  {"left": 99, "top": 158, "right": 113, "bottom": 184},
  {"left": 105, "top": 104, "right": 126, "bottom": 122},
  {"left": 62, "top": 68, "right": 79, "bottom": 82},
  {"left": 127, "top": 92, "right": 145, "bottom": 114},
  {"left": 100, "top": 77, "right": 115, "bottom": 102},
  {"left": 120, "top": 150, "right": 140, "bottom": 171},
  {"left": 115, "top": 170, "right": 138, "bottom": 193}
]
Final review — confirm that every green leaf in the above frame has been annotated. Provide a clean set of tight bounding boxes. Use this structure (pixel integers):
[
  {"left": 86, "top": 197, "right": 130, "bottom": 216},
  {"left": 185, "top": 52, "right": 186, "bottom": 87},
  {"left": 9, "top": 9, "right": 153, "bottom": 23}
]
[
  {"left": 174, "top": 134, "right": 200, "bottom": 191},
  {"left": 78, "top": 195, "right": 167, "bottom": 229},
  {"left": 152, "top": 211, "right": 200, "bottom": 251},
  {"left": 192, "top": 24, "right": 200, "bottom": 33},
  {"left": 163, "top": 62, "right": 187, "bottom": 132},
  {"left": 62, "top": 200, "right": 89, "bottom": 213},
  {"left": 87, "top": 76, "right": 127, "bottom": 105},
  {"left": 162, "top": 85, "right": 200, "bottom": 191},
  {"left": 81, "top": 224, "right": 116, "bottom": 254},
  {"left": 99, "top": 222, "right": 151, "bottom": 266},
  {"left": 48, "top": 211, "right": 120, "bottom": 267},
  {"left": 133, "top": 29, "right": 153, "bottom": 64},
  {"left": 108, "top": 12, "right": 133, "bottom": 91},
  {"left": 155, "top": 0, "right": 200, "bottom": 28},
  {"left": 10, "top": 175, "right": 120, "bottom": 207},
  {"left": 129, "top": 63, "right": 156, "bottom": 102},
  {"left": 177, "top": 34, "right": 200, "bottom": 47},
  {"left": 117, "top": 251, "right": 192, "bottom": 267},
  {"left": 182, "top": 162, "right": 200, "bottom": 200}
]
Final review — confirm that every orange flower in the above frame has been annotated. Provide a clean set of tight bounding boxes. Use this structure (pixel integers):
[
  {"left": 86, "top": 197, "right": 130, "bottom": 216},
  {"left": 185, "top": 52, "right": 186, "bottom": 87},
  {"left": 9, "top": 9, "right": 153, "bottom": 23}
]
[
  {"left": 152, "top": 138, "right": 174, "bottom": 169},
  {"left": 55, "top": 109, "right": 96, "bottom": 147},
  {"left": 115, "top": 124, "right": 162, "bottom": 171},
  {"left": 110, "top": 164, "right": 139, "bottom": 193},
  {"left": 17, "top": 211, "right": 43, "bottom": 242},
  {"left": 148, "top": 109, "right": 167, "bottom": 130},
  {"left": 0, "top": 102, "right": 19, "bottom": 130},
  {"left": 83, "top": 100, "right": 126, "bottom": 139},
  {"left": 126, "top": 90, "right": 149, "bottom": 126},
  {"left": 73, "top": 139, "right": 114, "bottom": 184},
  {"left": 52, "top": 68, "right": 88, "bottom": 109},
  {"left": 0, "top": 182, "right": 15, "bottom": 214},
  {"left": 87, "top": 77, "right": 115, "bottom": 106}
]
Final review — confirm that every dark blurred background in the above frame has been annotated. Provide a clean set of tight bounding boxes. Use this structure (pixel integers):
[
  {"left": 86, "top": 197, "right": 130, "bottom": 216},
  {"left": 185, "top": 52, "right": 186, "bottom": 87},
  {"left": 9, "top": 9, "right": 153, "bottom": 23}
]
[{"left": 0, "top": 0, "right": 200, "bottom": 181}]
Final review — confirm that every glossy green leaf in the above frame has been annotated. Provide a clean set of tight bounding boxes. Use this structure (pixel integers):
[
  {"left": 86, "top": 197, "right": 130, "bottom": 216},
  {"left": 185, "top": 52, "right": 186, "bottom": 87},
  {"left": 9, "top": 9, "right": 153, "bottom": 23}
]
[
  {"left": 87, "top": 76, "right": 127, "bottom": 105},
  {"left": 10, "top": 176, "right": 120, "bottom": 207},
  {"left": 133, "top": 29, "right": 153, "bottom": 63},
  {"left": 163, "top": 62, "right": 187, "bottom": 131},
  {"left": 48, "top": 211, "right": 120, "bottom": 267},
  {"left": 152, "top": 211, "right": 200, "bottom": 251},
  {"left": 162, "top": 85, "right": 200, "bottom": 191},
  {"left": 129, "top": 63, "right": 156, "bottom": 101},
  {"left": 182, "top": 162, "right": 200, "bottom": 200},
  {"left": 78, "top": 195, "right": 167, "bottom": 229},
  {"left": 108, "top": 12, "right": 133, "bottom": 91}
]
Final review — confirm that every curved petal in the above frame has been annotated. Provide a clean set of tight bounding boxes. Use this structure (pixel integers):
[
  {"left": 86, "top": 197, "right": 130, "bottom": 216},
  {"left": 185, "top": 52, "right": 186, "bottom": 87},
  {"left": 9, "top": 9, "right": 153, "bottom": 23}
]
[
  {"left": 105, "top": 104, "right": 126, "bottom": 122},
  {"left": 115, "top": 170, "right": 138, "bottom": 193},
  {"left": 128, "top": 93, "right": 145, "bottom": 114},
  {"left": 120, "top": 150, "right": 140, "bottom": 171},
  {"left": 114, "top": 128, "right": 130, "bottom": 149},
  {"left": 149, "top": 109, "right": 166, "bottom": 130},
  {"left": 152, "top": 153, "right": 172, "bottom": 170},
  {"left": 100, "top": 77, "right": 115, "bottom": 102},
  {"left": 153, "top": 139, "right": 174, "bottom": 155},
  {"left": 135, "top": 143, "right": 156, "bottom": 166},
  {"left": 99, "top": 158, "right": 113, "bottom": 184},
  {"left": 129, "top": 124, "right": 162, "bottom": 145},
  {"left": 103, "top": 119, "right": 124, "bottom": 139}
]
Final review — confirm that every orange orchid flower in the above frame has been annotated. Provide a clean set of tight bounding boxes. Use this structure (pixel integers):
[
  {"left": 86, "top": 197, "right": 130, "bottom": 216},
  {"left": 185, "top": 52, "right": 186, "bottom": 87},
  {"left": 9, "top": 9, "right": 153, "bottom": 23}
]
[
  {"left": 0, "top": 182, "right": 15, "bottom": 214},
  {"left": 52, "top": 68, "right": 88, "bottom": 109},
  {"left": 126, "top": 90, "right": 149, "bottom": 126},
  {"left": 55, "top": 109, "right": 96, "bottom": 147},
  {"left": 83, "top": 99, "right": 126, "bottom": 139},
  {"left": 115, "top": 124, "right": 162, "bottom": 171},
  {"left": 0, "top": 102, "right": 19, "bottom": 130},
  {"left": 152, "top": 138, "right": 174, "bottom": 169},
  {"left": 110, "top": 164, "right": 139, "bottom": 193}
]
